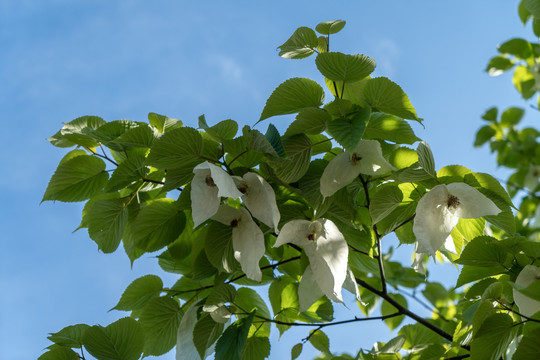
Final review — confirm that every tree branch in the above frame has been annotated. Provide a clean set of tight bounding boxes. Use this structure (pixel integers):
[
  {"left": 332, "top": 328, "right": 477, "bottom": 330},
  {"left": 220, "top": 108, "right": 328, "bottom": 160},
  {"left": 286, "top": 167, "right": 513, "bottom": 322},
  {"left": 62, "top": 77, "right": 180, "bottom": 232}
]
[{"left": 355, "top": 277, "right": 470, "bottom": 351}]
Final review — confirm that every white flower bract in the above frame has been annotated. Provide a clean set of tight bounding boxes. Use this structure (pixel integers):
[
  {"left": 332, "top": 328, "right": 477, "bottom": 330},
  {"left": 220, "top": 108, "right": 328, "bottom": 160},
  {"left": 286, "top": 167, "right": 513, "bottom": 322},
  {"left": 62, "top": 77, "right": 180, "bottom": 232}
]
[
  {"left": 191, "top": 161, "right": 243, "bottom": 228},
  {"left": 274, "top": 219, "right": 348, "bottom": 306},
  {"left": 513, "top": 265, "right": 540, "bottom": 319},
  {"left": 412, "top": 183, "right": 501, "bottom": 270},
  {"left": 233, "top": 172, "right": 280, "bottom": 232},
  {"left": 213, "top": 205, "right": 266, "bottom": 282},
  {"left": 320, "top": 140, "right": 396, "bottom": 198}
]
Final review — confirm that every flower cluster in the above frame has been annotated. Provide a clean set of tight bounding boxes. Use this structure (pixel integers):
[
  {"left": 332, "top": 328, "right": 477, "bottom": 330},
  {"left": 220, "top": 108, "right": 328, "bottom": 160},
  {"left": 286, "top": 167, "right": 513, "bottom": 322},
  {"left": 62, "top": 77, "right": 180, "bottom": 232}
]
[{"left": 190, "top": 161, "right": 280, "bottom": 282}]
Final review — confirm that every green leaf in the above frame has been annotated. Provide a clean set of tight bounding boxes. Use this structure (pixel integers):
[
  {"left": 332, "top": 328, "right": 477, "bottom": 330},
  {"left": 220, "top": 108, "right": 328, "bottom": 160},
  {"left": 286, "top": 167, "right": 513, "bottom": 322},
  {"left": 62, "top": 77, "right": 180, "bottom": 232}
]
[
  {"left": 463, "top": 172, "right": 513, "bottom": 207},
  {"left": 315, "top": 20, "right": 346, "bottom": 35},
  {"left": 146, "top": 127, "right": 205, "bottom": 169},
  {"left": 485, "top": 56, "right": 514, "bottom": 76},
  {"left": 474, "top": 125, "right": 496, "bottom": 147},
  {"left": 243, "top": 126, "right": 279, "bottom": 157},
  {"left": 278, "top": 27, "right": 318, "bottom": 59},
  {"left": 498, "top": 38, "right": 532, "bottom": 59},
  {"left": 513, "top": 278, "right": 540, "bottom": 302},
  {"left": 60, "top": 115, "right": 106, "bottom": 148},
  {"left": 513, "top": 65, "right": 536, "bottom": 99},
  {"left": 398, "top": 323, "right": 440, "bottom": 350},
  {"left": 470, "top": 313, "right": 517, "bottom": 360},
  {"left": 456, "top": 236, "right": 508, "bottom": 267},
  {"left": 235, "top": 288, "right": 271, "bottom": 337},
  {"left": 47, "top": 129, "right": 77, "bottom": 148},
  {"left": 127, "top": 198, "right": 186, "bottom": 253},
  {"left": 89, "top": 120, "right": 139, "bottom": 151},
  {"left": 456, "top": 265, "right": 506, "bottom": 288},
  {"left": 369, "top": 184, "right": 403, "bottom": 224},
  {"left": 207, "top": 283, "right": 237, "bottom": 305},
  {"left": 309, "top": 330, "right": 330, "bottom": 354},
  {"left": 113, "top": 123, "right": 158, "bottom": 149},
  {"left": 148, "top": 112, "right": 183, "bottom": 134},
  {"left": 268, "top": 134, "right": 312, "bottom": 183},
  {"left": 204, "top": 222, "right": 237, "bottom": 273},
  {"left": 358, "top": 77, "right": 420, "bottom": 122},
  {"left": 83, "top": 317, "right": 145, "bottom": 360},
  {"left": 381, "top": 294, "right": 406, "bottom": 330},
  {"left": 105, "top": 154, "right": 148, "bottom": 192},
  {"left": 48, "top": 324, "right": 90, "bottom": 348},
  {"left": 501, "top": 107, "right": 525, "bottom": 127},
  {"left": 113, "top": 275, "right": 163, "bottom": 311},
  {"left": 315, "top": 52, "right": 376, "bottom": 83},
  {"left": 193, "top": 314, "right": 224, "bottom": 359},
  {"left": 139, "top": 296, "right": 183, "bottom": 356},
  {"left": 198, "top": 115, "right": 238, "bottom": 141},
  {"left": 326, "top": 107, "right": 370, "bottom": 152},
  {"left": 38, "top": 347, "right": 78, "bottom": 360},
  {"left": 87, "top": 198, "right": 128, "bottom": 253},
  {"left": 42, "top": 154, "right": 108, "bottom": 202},
  {"left": 520, "top": 1, "right": 533, "bottom": 24},
  {"left": 265, "top": 124, "right": 286, "bottom": 157},
  {"left": 534, "top": 18, "right": 540, "bottom": 37},
  {"left": 363, "top": 113, "right": 420, "bottom": 145},
  {"left": 215, "top": 312, "right": 254, "bottom": 360},
  {"left": 284, "top": 108, "right": 330, "bottom": 137},
  {"left": 524, "top": 0, "right": 540, "bottom": 16},
  {"left": 242, "top": 336, "right": 271, "bottom": 360},
  {"left": 417, "top": 141, "right": 436, "bottom": 177},
  {"left": 513, "top": 328, "right": 540, "bottom": 359},
  {"left": 259, "top": 78, "right": 325, "bottom": 122},
  {"left": 481, "top": 107, "right": 498, "bottom": 121},
  {"left": 291, "top": 343, "right": 303, "bottom": 359}
]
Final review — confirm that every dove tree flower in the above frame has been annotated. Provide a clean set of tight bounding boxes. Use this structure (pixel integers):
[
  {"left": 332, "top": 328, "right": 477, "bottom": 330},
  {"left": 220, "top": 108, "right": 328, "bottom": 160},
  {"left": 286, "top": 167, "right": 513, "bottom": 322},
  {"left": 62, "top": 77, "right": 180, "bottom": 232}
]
[
  {"left": 513, "top": 265, "right": 540, "bottom": 319},
  {"left": 212, "top": 205, "right": 266, "bottom": 282},
  {"left": 320, "top": 139, "right": 396, "bottom": 198},
  {"left": 297, "top": 265, "right": 361, "bottom": 312},
  {"left": 412, "top": 182, "right": 501, "bottom": 273},
  {"left": 273, "top": 219, "right": 348, "bottom": 305},
  {"left": 233, "top": 172, "right": 280, "bottom": 232},
  {"left": 524, "top": 164, "right": 540, "bottom": 192},
  {"left": 191, "top": 161, "right": 243, "bottom": 227}
]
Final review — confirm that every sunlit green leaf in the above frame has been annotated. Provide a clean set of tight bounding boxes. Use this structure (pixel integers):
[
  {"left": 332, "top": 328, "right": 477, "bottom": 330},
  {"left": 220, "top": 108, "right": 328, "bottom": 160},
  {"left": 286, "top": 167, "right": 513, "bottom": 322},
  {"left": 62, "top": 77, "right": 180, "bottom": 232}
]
[
  {"left": 83, "top": 317, "right": 145, "bottom": 360},
  {"left": 316, "top": 52, "right": 375, "bottom": 83},
  {"left": 278, "top": 27, "right": 318, "bottom": 59}
]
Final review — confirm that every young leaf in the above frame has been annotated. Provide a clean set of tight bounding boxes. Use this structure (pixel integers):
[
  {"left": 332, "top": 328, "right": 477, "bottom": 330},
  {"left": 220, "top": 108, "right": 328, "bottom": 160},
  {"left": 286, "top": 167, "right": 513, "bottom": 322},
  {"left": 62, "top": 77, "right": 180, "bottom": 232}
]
[
  {"left": 259, "top": 78, "right": 325, "bottom": 122},
  {"left": 315, "top": 20, "right": 346, "bottom": 35},
  {"left": 381, "top": 294, "right": 406, "bottom": 330},
  {"left": 309, "top": 330, "right": 331, "bottom": 354},
  {"left": 59, "top": 115, "right": 106, "bottom": 148},
  {"left": 315, "top": 52, "right": 376, "bottom": 83},
  {"left": 485, "top": 56, "right": 514, "bottom": 76},
  {"left": 278, "top": 27, "right": 318, "bottom": 59},
  {"left": 291, "top": 343, "right": 303, "bottom": 360},
  {"left": 42, "top": 154, "right": 108, "bottom": 202},
  {"left": 83, "top": 317, "right": 145, "bottom": 360},
  {"left": 148, "top": 112, "right": 183, "bottom": 134},
  {"left": 215, "top": 312, "right": 254, "bottom": 360}
]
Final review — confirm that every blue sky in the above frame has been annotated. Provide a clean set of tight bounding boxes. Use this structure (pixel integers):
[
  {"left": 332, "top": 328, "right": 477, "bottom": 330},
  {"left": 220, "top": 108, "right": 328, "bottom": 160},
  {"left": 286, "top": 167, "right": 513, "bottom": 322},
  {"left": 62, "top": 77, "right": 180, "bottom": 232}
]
[{"left": 0, "top": 1, "right": 535, "bottom": 359}]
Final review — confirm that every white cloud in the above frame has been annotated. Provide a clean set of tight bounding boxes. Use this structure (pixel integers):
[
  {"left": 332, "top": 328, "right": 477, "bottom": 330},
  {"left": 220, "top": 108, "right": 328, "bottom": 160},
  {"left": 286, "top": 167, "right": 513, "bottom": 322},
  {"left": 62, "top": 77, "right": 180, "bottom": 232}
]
[{"left": 372, "top": 38, "right": 400, "bottom": 78}]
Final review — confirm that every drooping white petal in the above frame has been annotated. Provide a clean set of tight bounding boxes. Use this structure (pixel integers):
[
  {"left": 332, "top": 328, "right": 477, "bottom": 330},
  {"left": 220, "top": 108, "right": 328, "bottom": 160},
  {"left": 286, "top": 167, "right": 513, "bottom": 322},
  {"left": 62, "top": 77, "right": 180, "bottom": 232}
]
[
  {"left": 191, "top": 169, "right": 220, "bottom": 228},
  {"left": 176, "top": 301, "right": 205, "bottom": 360},
  {"left": 273, "top": 219, "right": 312, "bottom": 248},
  {"left": 240, "top": 172, "right": 280, "bottom": 232},
  {"left": 320, "top": 152, "right": 361, "bottom": 198},
  {"left": 524, "top": 164, "right": 540, "bottom": 192},
  {"left": 213, "top": 205, "right": 265, "bottom": 282},
  {"left": 202, "top": 304, "right": 231, "bottom": 324},
  {"left": 446, "top": 183, "right": 501, "bottom": 219},
  {"left": 413, "top": 185, "right": 460, "bottom": 258},
  {"left": 412, "top": 252, "right": 426, "bottom": 275},
  {"left": 513, "top": 265, "right": 540, "bottom": 318},
  {"left": 353, "top": 140, "right": 396, "bottom": 176},
  {"left": 443, "top": 234, "right": 457, "bottom": 254},
  {"left": 191, "top": 161, "right": 243, "bottom": 227},
  {"left": 343, "top": 267, "right": 363, "bottom": 304},
  {"left": 298, "top": 265, "right": 324, "bottom": 312},
  {"left": 302, "top": 219, "right": 348, "bottom": 304}
]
